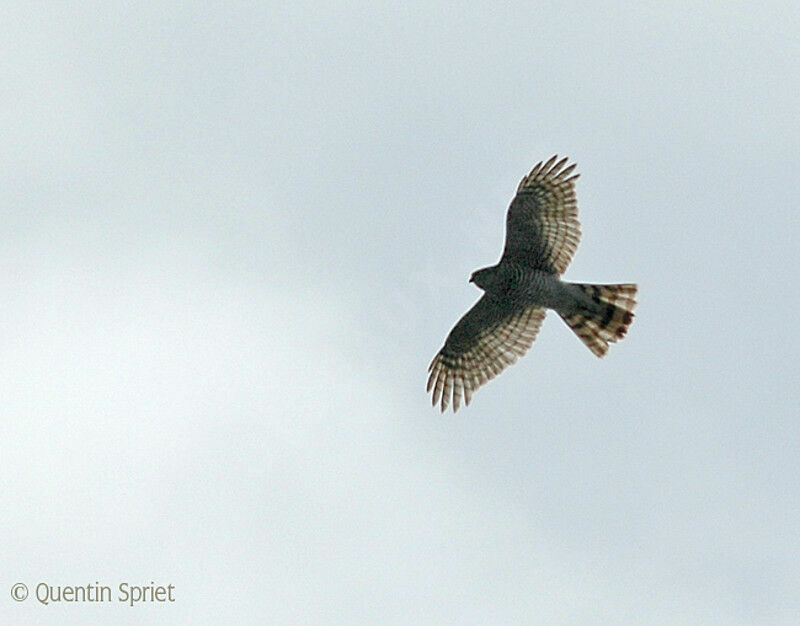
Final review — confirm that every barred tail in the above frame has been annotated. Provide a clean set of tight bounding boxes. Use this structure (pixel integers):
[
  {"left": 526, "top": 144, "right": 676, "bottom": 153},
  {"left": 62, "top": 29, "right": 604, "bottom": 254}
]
[{"left": 559, "top": 283, "right": 638, "bottom": 357}]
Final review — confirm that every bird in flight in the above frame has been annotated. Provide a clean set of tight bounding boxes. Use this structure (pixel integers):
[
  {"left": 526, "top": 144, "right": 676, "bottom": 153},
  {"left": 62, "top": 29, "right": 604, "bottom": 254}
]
[{"left": 428, "top": 156, "right": 637, "bottom": 412}]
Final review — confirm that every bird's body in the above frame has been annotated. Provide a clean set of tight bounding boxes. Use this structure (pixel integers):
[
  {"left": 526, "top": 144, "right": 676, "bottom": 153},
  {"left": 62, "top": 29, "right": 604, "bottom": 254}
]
[
  {"left": 428, "top": 156, "right": 638, "bottom": 412},
  {"left": 473, "top": 263, "right": 585, "bottom": 312}
]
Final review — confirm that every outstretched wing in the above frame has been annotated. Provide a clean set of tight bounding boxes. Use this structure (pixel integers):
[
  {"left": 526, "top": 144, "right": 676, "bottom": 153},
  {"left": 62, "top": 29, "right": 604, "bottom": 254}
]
[
  {"left": 427, "top": 296, "right": 546, "bottom": 412},
  {"left": 502, "top": 155, "right": 581, "bottom": 275}
]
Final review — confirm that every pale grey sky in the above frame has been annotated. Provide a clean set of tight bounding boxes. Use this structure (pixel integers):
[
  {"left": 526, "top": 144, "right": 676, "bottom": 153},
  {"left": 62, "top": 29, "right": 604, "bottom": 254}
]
[{"left": 2, "top": 3, "right": 800, "bottom": 624}]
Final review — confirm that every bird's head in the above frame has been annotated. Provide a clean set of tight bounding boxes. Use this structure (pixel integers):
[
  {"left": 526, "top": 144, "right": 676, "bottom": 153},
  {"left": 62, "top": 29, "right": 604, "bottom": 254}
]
[{"left": 469, "top": 266, "right": 500, "bottom": 291}]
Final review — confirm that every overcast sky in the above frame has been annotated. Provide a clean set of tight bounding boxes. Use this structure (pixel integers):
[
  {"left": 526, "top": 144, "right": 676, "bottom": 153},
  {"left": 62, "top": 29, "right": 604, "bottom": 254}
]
[{"left": 2, "top": 3, "right": 800, "bottom": 624}]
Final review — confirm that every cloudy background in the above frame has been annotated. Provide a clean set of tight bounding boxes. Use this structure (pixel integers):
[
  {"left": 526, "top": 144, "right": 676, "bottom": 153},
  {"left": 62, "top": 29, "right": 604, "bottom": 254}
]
[{"left": 2, "top": 2, "right": 799, "bottom": 624}]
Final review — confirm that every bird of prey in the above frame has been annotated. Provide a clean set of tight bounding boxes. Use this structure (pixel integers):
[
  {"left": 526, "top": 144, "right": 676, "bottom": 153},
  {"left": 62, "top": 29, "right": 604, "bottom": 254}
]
[{"left": 427, "top": 156, "right": 637, "bottom": 412}]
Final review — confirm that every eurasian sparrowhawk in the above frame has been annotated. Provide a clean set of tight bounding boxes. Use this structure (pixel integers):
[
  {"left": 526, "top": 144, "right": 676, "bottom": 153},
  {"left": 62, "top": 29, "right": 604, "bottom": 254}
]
[{"left": 428, "top": 156, "right": 638, "bottom": 412}]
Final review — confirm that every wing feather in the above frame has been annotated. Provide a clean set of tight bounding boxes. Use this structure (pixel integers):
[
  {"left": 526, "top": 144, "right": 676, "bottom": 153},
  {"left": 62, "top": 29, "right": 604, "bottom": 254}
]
[
  {"left": 502, "top": 155, "right": 581, "bottom": 275},
  {"left": 427, "top": 295, "right": 546, "bottom": 412}
]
